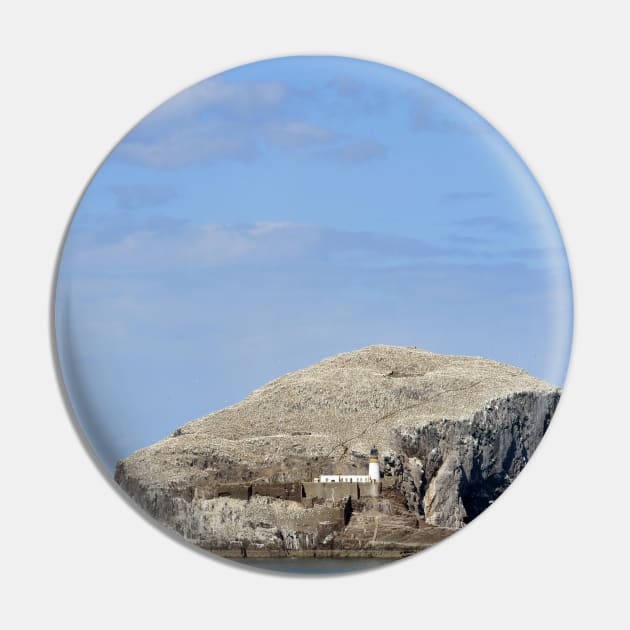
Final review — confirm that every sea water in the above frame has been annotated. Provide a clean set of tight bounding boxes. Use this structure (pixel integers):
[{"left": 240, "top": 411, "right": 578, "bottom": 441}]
[{"left": 230, "top": 557, "right": 397, "bottom": 575}]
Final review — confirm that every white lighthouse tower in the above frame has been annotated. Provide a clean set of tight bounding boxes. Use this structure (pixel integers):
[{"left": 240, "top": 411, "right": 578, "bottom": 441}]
[{"left": 368, "top": 447, "right": 380, "bottom": 481}]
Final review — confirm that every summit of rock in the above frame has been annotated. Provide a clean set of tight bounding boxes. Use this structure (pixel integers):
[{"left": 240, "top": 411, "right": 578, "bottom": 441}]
[{"left": 118, "top": 345, "right": 558, "bottom": 492}]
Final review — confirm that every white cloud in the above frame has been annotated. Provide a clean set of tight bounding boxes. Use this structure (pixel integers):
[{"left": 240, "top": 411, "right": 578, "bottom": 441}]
[
  {"left": 150, "top": 77, "right": 288, "bottom": 122},
  {"left": 63, "top": 221, "right": 326, "bottom": 271},
  {"left": 62, "top": 219, "right": 485, "bottom": 283},
  {"left": 265, "top": 121, "right": 335, "bottom": 148},
  {"left": 119, "top": 121, "right": 257, "bottom": 168},
  {"left": 328, "top": 139, "right": 387, "bottom": 163},
  {"left": 407, "top": 88, "right": 492, "bottom": 134}
]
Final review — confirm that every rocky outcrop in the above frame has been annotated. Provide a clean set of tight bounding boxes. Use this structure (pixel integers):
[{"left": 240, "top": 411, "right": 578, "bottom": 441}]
[
  {"left": 396, "top": 390, "right": 559, "bottom": 527},
  {"left": 115, "top": 345, "right": 561, "bottom": 552}
]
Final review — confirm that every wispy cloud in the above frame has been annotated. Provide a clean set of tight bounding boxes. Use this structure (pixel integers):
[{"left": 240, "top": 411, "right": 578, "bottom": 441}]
[
  {"left": 118, "top": 121, "right": 258, "bottom": 168},
  {"left": 63, "top": 221, "right": 320, "bottom": 271},
  {"left": 111, "top": 185, "right": 177, "bottom": 210},
  {"left": 452, "top": 215, "right": 518, "bottom": 233},
  {"left": 326, "top": 139, "right": 388, "bottom": 164},
  {"left": 441, "top": 191, "right": 493, "bottom": 204},
  {"left": 62, "top": 221, "right": 455, "bottom": 274},
  {"left": 116, "top": 74, "right": 392, "bottom": 168},
  {"left": 149, "top": 76, "right": 288, "bottom": 123},
  {"left": 63, "top": 216, "right": 559, "bottom": 281},
  {"left": 508, "top": 246, "right": 569, "bottom": 261},
  {"left": 265, "top": 121, "right": 335, "bottom": 148},
  {"left": 328, "top": 76, "right": 362, "bottom": 98},
  {"left": 448, "top": 233, "right": 492, "bottom": 246},
  {"left": 326, "top": 76, "right": 388, "bottom": 115},
  {"left": 407, "top": 88, "right": 492, "bottom": 134}
]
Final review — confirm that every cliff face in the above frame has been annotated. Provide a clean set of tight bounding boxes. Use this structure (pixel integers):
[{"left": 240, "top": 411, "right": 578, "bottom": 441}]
[
  {"left": 115, "top": 345, "right": 560, "bottom": 553},
  {"left": 395, "top": 391, "right": 558, "bottom": 527}
]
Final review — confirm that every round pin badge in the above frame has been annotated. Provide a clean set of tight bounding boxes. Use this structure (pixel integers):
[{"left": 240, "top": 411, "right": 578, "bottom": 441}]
[{"left": 54, "top": 55, "right": 573, "bottom": 574}]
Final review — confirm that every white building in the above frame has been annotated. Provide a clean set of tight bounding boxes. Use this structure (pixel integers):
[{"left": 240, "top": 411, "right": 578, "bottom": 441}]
[
  {"left": 313, "top": 448, "right": 381, "bottom": 483},
  {"left": 316, "top": 474, "right": 370, "bottom": 483}
]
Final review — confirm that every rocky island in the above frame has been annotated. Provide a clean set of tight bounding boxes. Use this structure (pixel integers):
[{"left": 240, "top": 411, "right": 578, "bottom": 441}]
[{"left": 115, "top": 345, "right": 561, "bottom": 559}]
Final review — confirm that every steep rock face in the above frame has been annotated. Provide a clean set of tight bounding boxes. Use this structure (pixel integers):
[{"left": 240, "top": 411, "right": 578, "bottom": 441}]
[
  {"left": 115, "top": 345, "right": 561, "bottom": 545},
  {"left": 157, "top": 495, "right": 341, "bottom": 552},
  {"left": 396, "top": 390, "right": 559, "bottom": 526}
]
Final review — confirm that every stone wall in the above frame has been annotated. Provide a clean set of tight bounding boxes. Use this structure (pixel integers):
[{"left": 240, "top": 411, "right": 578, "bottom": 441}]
[
  {"left": 191, "top": 480, "right": 388, "bottom": 503},
  {"left": 194, "top": 483, "right": 251, "bottom": 500},
  {"left": 194, "top": 481, "right": 303, "bottom": 502},
  {"left": 252, "top": 481, "right": 303, "bottom": 501},
  {"left": 302, "top": 481, "right": 385, "bottom": 501},
  {"left": 357, "top": 482, "right": 381, "bottom": 498},
  {"left": 303, "top": 481, "right": 360, "bottom": 501}
]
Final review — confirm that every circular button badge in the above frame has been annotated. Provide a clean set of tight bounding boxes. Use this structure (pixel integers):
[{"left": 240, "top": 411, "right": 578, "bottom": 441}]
[{"left": 54, "top": 56, "right": 573, "bottom": 574}]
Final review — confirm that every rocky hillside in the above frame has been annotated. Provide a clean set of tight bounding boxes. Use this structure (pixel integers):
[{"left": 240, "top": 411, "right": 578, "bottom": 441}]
[{"left": 116, "top": 345, "right": 560, "bottom": 552}]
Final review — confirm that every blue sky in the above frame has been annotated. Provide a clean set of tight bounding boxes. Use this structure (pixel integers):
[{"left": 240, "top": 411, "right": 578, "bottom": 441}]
[{"left": 55, "top": 56, "right": 573, "bottom": 474}]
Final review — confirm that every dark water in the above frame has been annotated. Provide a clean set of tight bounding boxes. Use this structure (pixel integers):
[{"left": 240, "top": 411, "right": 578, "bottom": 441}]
[{"left": 230, "top": 557, "right": 398, "bottom": 575}]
